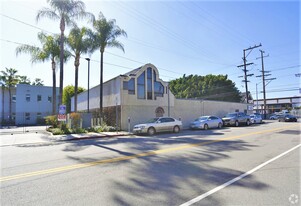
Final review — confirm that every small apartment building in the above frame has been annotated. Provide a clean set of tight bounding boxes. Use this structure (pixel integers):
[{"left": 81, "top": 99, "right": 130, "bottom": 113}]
[
  {"left": 1, "top": 84, "right": 59, "bottom": 125},
  {"left": 73, "top": 63, "right": 252, "bottom": 130},
  {"left": 253, "top": 96, "right": 301, "bottom": 115}
]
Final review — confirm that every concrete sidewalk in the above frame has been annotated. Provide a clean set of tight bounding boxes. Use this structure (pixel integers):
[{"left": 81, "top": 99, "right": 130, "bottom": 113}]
[
  {"left": 48, "top": 131, "right": 132, "bottom": 141},
  {"left": 1, "top": 126, "right": 132, "bottom": 146}
]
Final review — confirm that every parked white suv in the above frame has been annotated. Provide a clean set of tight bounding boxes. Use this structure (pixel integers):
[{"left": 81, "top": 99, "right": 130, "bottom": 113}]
[{"left": 133, "top": 117, "right": 182, "bottom": 135}]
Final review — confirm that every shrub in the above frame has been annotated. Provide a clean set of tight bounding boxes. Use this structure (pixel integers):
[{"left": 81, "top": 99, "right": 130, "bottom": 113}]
[
  {"left": 69, "top": 112, "right": 81, "bottom": 129},
  {"left": 71, "top": 128, "right": 87, "bottom": 134},
  {"left": 45, "top": 115, "right": 58, "bottom": 128},
  {"left": 92, "top": 123, "right": 116, "bottom": 133},
  {"left": 50, "top": 128, "right": 64, "bottom": 135}
]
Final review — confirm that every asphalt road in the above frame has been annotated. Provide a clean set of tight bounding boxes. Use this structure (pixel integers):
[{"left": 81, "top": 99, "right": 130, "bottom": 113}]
[{"left": 1, "top": 121, "right": 300, "bottom": 206}]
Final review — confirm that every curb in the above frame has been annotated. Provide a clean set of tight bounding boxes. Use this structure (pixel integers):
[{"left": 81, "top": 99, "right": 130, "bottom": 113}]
[{"left": 54, "top": 133, "right": 134, "bottom": 142}]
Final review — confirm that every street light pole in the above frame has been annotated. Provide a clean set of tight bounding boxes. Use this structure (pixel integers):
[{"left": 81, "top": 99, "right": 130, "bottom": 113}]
[{"left": 85, "top": 58, "right": 90, "bottom": 113}]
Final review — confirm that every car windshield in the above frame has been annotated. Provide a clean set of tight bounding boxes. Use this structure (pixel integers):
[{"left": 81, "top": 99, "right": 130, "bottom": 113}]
[
  {"left": 225, "top": 113, "right": 237, "bottom": 117},
  {"left": 196, "top": 116, "right": 209, "bottom": 121},
  {"left": 146, "top": 118, "right": 159, "bottom": 123}
]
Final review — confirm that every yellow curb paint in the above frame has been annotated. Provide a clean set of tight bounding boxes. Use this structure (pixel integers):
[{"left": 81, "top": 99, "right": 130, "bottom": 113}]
[{"left": 1, "top": 125, "right": 299, "bottom": 182}]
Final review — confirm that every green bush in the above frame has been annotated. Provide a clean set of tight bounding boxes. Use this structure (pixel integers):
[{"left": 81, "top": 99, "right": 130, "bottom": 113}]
[
  {"left": 50, "top": 128, "right": 64, "bottom": 135},
  {"left": 91, "top": 124, "right": 116, "bottom": 133},
  {"left": 72, "top": 128, "right": 87, "bottom": 134},
  {"left": 45, "top": 115, "right": 58, "bottom": 128}
]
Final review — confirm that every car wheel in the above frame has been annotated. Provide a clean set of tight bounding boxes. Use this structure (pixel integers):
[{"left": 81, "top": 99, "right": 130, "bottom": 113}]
[
  {"left": 235, "top": 121, "right": 239, "bottom": 127},
  {"left": 218, "top": 122, "right": 222, "bottom": 129},
  {"left": 204, "top": 124, "right": 209, "bottom": 130},
  {"left": 147, "top": 127, "right": 156, "bottom": 136},
  {"left": 246, "top": 120, "right": 250, "bottom": 126},
  {"left": 173, "top": 126, "right": 180, "bottom": 133}
]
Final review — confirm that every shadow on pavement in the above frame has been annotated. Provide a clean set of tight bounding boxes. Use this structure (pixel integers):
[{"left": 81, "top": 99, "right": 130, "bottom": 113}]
[{"left": 62, "top": 131, "right": 268, "bottom": 205}]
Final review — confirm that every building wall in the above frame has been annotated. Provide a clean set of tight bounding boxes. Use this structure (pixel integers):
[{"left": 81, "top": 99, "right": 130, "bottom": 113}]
[
  {"left": 173, "top": 99, "right": 252, "bottom": 128},
  {"left": 15, "top": 84, "right": 59, "bottom": 125},
  {"left": 253, "top": 96, "right": 301, "bottom": 115},
  {"left": 74, "top": 63, "right": 253, "bottom": 130},
  {"left": 75, "top": 77, "right": 121, "bottom": 112},
  {"left": 0, "top": 87, "right": 16, "bottom": 123}
]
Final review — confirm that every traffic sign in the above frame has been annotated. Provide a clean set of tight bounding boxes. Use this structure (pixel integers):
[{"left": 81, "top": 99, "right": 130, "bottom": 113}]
[
  {"left": 58, "top": 114, "right": 66, "bottom": 121},
  {"left": 59, "top": 105, "right": 66, "bottom": 115}
]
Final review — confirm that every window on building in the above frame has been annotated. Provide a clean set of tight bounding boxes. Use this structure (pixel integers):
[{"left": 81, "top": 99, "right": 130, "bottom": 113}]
[
  {"left": 128, "top": 78, "right": 135, "bottom": 94},
  {"left": 12, "top": 95, "right": 16, "bottom": 103},
  {"left": 12, "top": 113, "right": 16, "bottom": 120},
  {"left": 25, "top": 112, "right": 30, "bottom": 120},
  {"left": 123, "top": 81, "right": 128, "bottom": 90},
  {"left": 37, "top": 112, "right": 42, "bottom": 118},
  {"left": 37, "top": 95, "right": 42, "bottom": 102},
  {"left": 147, "top": 67, "right": 153, "bottom": 100},
  {"left": 48, "top": 96, "right": 52, "bottom": 103},
  {"left": 153, "top": 70, "right": 164, "bottom": 99},
  {"left": 26, "top": 94, "right": 30, "bottom": 102},
  {"left": 137, "top": 71, "right": 145, "bottom": 99}
]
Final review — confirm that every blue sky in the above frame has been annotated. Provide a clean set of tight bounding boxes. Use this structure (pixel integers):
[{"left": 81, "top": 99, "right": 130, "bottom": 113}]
[{"left": 0, "top": 0, "right": 300, "bottom": 100}]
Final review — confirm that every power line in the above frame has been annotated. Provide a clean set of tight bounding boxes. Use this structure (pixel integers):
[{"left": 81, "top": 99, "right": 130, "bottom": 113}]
[{"left": 0, "top": 13, "right": 55, "bottom": 35}]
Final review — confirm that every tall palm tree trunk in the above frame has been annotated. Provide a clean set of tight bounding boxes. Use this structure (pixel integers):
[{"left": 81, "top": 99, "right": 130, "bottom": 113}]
[
  {"left": 100, "top": 51, "right": 104, "bottom": 123},
  {"left": 74, "top": 62, "right": 79, "bottom": 112},
  {"left": 8, "top": 86, "right": 12, "bottom": 124},
  {"left": 52, "top": 60, "right": 57, "bottom": 115},
  {"left": 1, "top": 85, "right": 4, "bottom": 123},
  {"left": 59, "top": 18, "right": 65, "bottom": 106}
]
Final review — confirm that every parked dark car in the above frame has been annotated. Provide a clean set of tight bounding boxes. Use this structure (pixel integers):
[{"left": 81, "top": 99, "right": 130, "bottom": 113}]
[
  {"left": 222, "top": 112, "right": 251, "bottom": 127},
  {"left": 278, "top": 114, "right": 297, "bottom": 122}
]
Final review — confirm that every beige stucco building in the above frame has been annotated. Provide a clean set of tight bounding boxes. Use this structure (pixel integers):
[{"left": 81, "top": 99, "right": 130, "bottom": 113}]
[{"left": 73, "top": 63, "right": 252, "bottom": 130}]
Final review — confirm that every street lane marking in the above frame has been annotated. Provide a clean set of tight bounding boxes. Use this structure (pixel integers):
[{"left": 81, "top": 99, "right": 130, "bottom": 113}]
[
  {"left": 179, "top": 143, "right": 301, "bottom": 206},
  {"left": 0, "top": 125, "right": 299, "bottom": 182}
]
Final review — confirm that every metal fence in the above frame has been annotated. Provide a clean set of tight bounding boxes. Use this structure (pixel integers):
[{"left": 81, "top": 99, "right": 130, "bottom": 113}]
[{"left": 1, "top": 112, "right": 51, "bottom": 127}]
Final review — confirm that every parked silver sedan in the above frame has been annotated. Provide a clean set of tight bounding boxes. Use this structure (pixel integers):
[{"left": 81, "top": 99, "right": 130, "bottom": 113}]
[
  {"left": 133, "top": 117, "right": 182, "bottom": 135},
  {"left": 190, "top": 116, "right": 223, "bottom": 130},
  {"left": 250, "top": 114, "right": 263, "bottom": 124}
]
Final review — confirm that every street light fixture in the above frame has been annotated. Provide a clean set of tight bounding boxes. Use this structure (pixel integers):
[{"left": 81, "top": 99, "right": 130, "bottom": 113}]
[{"left": 85, "top": 58, "right": 90, "bottom": 113}]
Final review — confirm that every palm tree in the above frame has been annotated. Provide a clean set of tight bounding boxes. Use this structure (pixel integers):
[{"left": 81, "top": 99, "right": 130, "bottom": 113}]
[
  {"left": 32, "top": 78, "right": 44, "bottom": 86},
  {"left": 18, "top": 76, "right": 31, "bottom": 84},
  {"left": 91, "top": 12, "right": 127, "bottom": 121},
  {"left": 0, "top": 68, "right": 19, "bottom": 124},
  {"left": 66, "top": 26, "right": 93, "bottom": 112},
  {"left": 16, "top": 32, "right": 62, "bottom": 115},
  {"left": 36, "top": 0, "right": 94, "bottom": 106}
]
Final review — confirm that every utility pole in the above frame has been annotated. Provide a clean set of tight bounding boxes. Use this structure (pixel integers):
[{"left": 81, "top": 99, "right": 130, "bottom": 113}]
[
  {"left": 256, "top": 50, "right": 276, "bottom": 119},
  {"left": 237, "top": 44, "right": 262, "bottom": 103}
]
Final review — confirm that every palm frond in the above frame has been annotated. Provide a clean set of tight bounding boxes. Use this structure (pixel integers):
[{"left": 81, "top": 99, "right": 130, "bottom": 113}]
[{"left": 36, "top": 8, "right": 59, "bottom": 22}]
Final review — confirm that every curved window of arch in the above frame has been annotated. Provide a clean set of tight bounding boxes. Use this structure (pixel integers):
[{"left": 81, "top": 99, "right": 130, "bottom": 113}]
[
  {"left": 147, "top": 67, "right": 152, "bottom": 100},
  {"left": 137, "top": 71, "right": 145, "bottom": 99},
  {"left": 153, "top": 70, "right": 164, "bottom": 98}
]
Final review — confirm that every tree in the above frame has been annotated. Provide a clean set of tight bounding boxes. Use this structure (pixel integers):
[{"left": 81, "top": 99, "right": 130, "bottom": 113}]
[
  {"left": 62, "top": 85, "right": 85, "bottom": 113},
  {"left": 66, "top": 26, "right": 93, "bottom": 112},
  {"left": 32, "top": 78, "right": 44, "bottom": 86},
  {"left": 18, "top": 75, "right": 31, "bottom": 84},
  {"left": 0, "top": 68, "right": 19, "bottom": 123},
  {"left": 169, "top": 74, "right": 241, "bottom": 102},
  {"left": 90, "top": 12, "right": 127, "bottom": 120},
  {"left": 36, "top": 0, "right": 94, "bottom": 106},
  {"left": 16, "top": 32, "right": 63, "bottom": 115}
]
